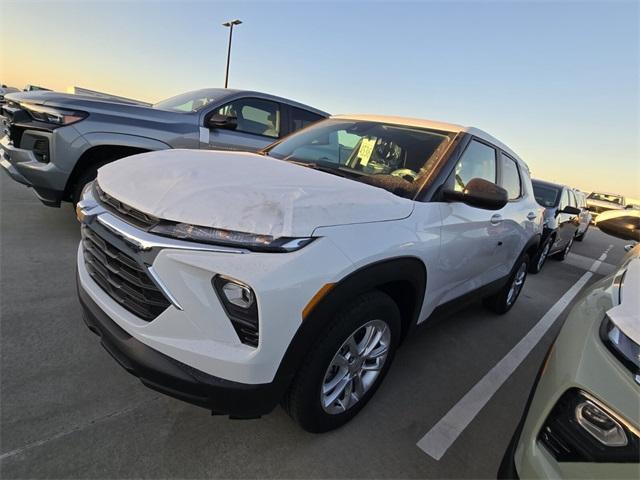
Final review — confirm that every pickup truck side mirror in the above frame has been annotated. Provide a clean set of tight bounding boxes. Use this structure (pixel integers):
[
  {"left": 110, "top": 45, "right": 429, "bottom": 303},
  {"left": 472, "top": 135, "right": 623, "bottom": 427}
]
[
  {"left": 206, "top": 113, "right": 237, "bottom": 131},
  {"left": 559, "top": 206, "right": 581, "bottom": 216},
  {"left": 442, "top": 177, "right": 508, "bottom": 211}
]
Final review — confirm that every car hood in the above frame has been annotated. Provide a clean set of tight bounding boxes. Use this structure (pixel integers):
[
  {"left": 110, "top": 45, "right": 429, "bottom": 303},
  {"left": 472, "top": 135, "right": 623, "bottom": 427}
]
[
  {"left": 97, "top": 149, "right": 415, "bottom": 237},
  {"left": 4, "top": 91, "right": 185, "bottom": 124}
]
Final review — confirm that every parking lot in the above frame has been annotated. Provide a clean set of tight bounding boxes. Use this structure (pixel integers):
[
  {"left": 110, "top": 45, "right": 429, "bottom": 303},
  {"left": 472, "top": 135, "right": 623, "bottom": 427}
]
[{"left": 0, "top": 172, "right": 630, "bottom": 478}]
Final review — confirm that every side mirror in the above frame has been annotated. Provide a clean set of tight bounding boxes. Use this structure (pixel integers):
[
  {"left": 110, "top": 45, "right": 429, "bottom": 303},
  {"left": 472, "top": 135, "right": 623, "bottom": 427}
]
[
  {"left": 560, "top": 206, "right": 581, "bottom": 216},
  {"left": 206, "top": 113, "right": 237, "bottom": 130},
  {"left": 442, "top": 178, "right": 508, "bottom": 211}
]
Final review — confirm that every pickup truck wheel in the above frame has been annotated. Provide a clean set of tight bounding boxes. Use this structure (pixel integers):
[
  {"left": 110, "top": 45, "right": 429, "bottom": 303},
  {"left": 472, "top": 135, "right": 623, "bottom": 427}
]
[
  {"left": 282, "top": 291, "right": 401, "bottom": 433},
  {"left": 70, "top": 161, "right": 111, "bottom": 206},
  {"left": 483, "top": 254, "right": 530, "bottom": 314}
]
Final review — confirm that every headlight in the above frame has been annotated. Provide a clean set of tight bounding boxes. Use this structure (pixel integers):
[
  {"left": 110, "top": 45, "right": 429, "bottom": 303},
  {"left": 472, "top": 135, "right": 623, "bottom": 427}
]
[
  {"left": 149, "top": 221, "right": 315, "bottom": 252},
  {"left": 538, "top": 389, "right": 639, "bottom": 462},
  {"left": 21, "top": 103, "right": 88, "bottom": 126},
  {"left": 601, "top": 315, "right": 640, "bottom": 376}
]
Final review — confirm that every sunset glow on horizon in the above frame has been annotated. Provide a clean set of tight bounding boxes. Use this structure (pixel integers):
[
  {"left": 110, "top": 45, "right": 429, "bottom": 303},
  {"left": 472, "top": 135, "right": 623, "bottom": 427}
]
[{"left": 1, "top": 0, "right": 638, "bottom": 199}]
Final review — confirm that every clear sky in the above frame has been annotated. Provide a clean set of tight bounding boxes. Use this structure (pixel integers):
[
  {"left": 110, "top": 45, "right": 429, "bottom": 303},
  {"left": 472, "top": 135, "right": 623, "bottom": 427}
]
[{"left": 1, "top": 0, "right": 638, "bottom": 199}]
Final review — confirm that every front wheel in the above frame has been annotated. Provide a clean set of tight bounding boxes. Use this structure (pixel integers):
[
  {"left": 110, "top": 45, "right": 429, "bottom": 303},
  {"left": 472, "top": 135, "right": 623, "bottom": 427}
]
[
  {"left": 553, "top": 236, "right": 574, "bottom": 261},
  {"left": 575, "top": 226, "right": 588, "bottom": 242},
  {"left": 530, "top": 237, "right": 552, "bottom": 274},
  {"left": 282, "top": 291, "right": 401, "bottom": 433},
  {"left": 484, "top": 254, "right": 530, "bottom": 314}
]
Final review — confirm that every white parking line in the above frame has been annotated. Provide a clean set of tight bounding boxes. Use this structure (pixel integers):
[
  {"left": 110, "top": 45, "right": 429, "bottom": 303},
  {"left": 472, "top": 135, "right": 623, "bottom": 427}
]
[{"left": 416, "top": 248, "right": 611, "bottom": 460}]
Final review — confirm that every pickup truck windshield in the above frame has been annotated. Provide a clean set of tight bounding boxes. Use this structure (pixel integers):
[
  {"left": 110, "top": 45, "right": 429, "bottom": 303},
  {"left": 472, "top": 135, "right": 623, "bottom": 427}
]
[
  {"left": 265, "top": 119, "right": 453, "bottom": 197},
  {"left": 153, "top": 91, "right": 221, "bottom": 113},
  {"left": 588, "top": 192, "right": 624, "bottom": 205}
]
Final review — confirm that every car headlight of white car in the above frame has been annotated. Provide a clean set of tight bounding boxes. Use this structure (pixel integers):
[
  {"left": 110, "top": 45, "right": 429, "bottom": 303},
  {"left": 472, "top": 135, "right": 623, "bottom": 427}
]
[
  {"left": 601, "top": 315, "right": 640, "bottom": 376},
  {"left": 149, "top": 222, "right": 315, "bottom": 253}
]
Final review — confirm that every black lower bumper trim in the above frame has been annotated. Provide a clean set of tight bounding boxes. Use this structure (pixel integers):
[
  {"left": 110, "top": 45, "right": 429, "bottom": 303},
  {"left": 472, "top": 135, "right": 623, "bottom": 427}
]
[{"left": 77, "top": 274, "right": 285, "bottom": 418}]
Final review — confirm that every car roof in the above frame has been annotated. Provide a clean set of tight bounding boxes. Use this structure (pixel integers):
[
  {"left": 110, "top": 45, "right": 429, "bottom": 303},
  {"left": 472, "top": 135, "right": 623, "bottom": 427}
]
[
  {"left": 188, "top": 88, "right": 329, "bottom": 117},
  {"left": 331, "top": 114, "right": 526, "bottom": 166}
]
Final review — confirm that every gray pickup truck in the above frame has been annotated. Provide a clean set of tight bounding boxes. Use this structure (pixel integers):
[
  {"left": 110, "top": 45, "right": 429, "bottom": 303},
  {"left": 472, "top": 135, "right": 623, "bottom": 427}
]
[{"left": 0, "top": 88, "right": 327, "bottom": 206}]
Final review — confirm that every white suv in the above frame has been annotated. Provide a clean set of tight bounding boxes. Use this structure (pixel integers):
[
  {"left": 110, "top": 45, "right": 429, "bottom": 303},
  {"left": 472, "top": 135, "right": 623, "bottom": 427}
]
[{"left": 76, "top": 115, "right": 542, "bottom": 432}]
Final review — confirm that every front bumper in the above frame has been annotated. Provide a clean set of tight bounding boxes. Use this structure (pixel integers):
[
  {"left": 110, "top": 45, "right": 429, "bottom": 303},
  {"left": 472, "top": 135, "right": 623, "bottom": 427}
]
[
  {"left": 78, "top": 278, "right": 284, "bottom": 417},
  {"left": 0, "top": 133, "right": 67, "bottom": 206},
  {"left": 75, "top": 186, "right": 353, "bottom": 412},
  {"left": 512, "top": 276, "right": 640, "bottom": 478}
]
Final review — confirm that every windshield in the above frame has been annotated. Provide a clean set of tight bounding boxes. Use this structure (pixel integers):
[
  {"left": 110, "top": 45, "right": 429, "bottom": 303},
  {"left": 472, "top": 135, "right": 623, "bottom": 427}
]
[
  {"left": 153, "top": 90, "right": 222, "bottom": 113},
  {"left": 532, "top": 182, "right": 561, "bottom": 207},
  {"left": 265, "top": 119, "right": 454, "bottom": 198},
  {"left": 588, "top": 192, "right": 623, "bottom": 204}
]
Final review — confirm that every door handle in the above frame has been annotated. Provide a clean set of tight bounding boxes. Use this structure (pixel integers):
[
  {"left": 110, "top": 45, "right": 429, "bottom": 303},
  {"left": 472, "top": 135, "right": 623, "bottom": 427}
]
[
  {"left": 490, "top": 214, "right": 503, "bottom": 225},
  {"left": 527, "top": 212, "right": 537, "bottom": 221}
]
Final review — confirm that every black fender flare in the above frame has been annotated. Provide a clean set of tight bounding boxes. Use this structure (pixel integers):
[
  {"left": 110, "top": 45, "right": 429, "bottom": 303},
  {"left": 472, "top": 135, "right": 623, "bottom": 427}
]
[{"left": 272, "top": 256, "right": 427, "bottom": 394}]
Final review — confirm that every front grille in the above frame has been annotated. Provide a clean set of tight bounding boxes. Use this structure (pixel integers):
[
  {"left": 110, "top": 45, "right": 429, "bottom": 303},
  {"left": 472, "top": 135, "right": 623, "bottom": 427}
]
[
  {"left": 96, "top": 184, "right": 158, "bottom": 229},
  {"left": 82, "top": 226, "right": 170, "bottom": 321}
]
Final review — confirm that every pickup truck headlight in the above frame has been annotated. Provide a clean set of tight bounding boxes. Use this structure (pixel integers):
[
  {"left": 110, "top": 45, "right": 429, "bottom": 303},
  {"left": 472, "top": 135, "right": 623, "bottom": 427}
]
[
  {"left": 21, "top": 103, "right": 88, "bottom": 126},
  {"left": 149, "top": 221, "right": 315, "bottom": 252},
  {"left": 600, "top": 315, "right": 640, "bottom": 376}
]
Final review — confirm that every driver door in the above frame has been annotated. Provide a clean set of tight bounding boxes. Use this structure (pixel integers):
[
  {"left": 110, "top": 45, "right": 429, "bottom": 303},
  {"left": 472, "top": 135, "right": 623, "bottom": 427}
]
[
  {"left": 201, "top": 98, "right": 282, "bottom": 152},
  {"left": 436, "top": 139, "right": 509, "bottom": 303}
]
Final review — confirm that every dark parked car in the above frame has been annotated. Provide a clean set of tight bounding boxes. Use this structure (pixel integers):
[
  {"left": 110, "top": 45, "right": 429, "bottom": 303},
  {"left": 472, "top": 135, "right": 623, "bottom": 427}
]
[{"left": 530, "top": 179, "right": 581, "bottom": 273}]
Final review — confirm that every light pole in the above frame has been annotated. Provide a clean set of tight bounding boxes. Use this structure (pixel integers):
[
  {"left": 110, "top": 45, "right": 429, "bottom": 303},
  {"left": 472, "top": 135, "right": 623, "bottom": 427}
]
[{"left": 222, "top": 19, "right": 242, "bottom": 88}]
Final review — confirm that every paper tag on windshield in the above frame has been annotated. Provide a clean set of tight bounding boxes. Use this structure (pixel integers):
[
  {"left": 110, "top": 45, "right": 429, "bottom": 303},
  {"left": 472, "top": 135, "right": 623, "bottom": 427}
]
[
  {"left": 199, "top": 127, "right": 210, "bottom": 144},
  {"left": 357, "top": 138, "right": 376, "bottom": 166}
]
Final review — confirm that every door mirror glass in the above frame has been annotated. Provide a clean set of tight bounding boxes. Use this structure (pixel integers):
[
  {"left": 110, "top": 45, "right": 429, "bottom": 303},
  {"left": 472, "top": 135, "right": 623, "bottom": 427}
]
[
  {"left": 443, "top": 177, "right": 508, "bottom": 210},
  {"left": 207, "top": 113, "right": 237, "bottom": 130}
]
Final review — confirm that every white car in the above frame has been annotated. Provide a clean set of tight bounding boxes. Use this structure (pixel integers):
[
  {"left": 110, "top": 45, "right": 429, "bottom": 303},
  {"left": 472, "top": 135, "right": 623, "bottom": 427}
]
[
  {"left": 499, "top": 224, "right": 639, "bottom": 479},
  {"left": 76, "top": 115, "right": 542, "bottom": 432}
]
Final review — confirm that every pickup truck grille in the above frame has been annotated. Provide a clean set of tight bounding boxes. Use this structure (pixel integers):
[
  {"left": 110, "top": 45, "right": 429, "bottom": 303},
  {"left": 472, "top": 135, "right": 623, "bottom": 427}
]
[
  {"left": 82, "top": 226, "right": 170, "bottom": 321},
  {"left": 96, "top": 183, "right": 158, "bottom": 229}
]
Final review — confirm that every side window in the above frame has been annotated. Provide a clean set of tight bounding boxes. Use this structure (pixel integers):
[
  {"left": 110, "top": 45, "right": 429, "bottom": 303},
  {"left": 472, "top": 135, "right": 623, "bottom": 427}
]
[
  {"left": 453, "top": 139, "right": 497, "bottom": 192},
  {"left": 499, "top": 154, "right": 522, "bottom": 200},
  {"left": 290, "top": 107, "right": 324, "bottom": 132},
  {"left": 568, "top": 190, "right": 577, "bottom": 208},
  {"left": 559, "top": 189, "right": 570, "bottom": 209},
  {"left": 216, "top": 98, "right": 281, "bottom": 138}
]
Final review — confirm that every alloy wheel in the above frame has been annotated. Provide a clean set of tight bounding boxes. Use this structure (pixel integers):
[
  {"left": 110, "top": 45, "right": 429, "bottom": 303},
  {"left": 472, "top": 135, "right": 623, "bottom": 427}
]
[
  {"left": 537, "top": 242, "right": 551, "bottom": 271},
  {"left": 321, "top": 319, "right": 391, "bottom": 414},
  {"left": 506, "top": 262, "right": 527, "bottom": 306}
]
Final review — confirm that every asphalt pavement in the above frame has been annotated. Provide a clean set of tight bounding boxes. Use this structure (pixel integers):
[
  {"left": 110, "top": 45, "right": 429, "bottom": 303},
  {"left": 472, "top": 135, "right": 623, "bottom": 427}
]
[{"left": 0, "top": 172, "right": 630, "bottom": 478}]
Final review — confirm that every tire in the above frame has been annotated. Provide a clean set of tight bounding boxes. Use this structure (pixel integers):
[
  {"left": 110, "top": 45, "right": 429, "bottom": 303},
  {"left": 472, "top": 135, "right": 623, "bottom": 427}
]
[
  {"left": 553, "top": 236, "right": 574, "bottom": 261},
  {"left": 483, "top": 254, "right": 530, "bottom": 314},
  {"left": 529, "top": 237, "right": 552, "bottom": 274},
  {"left": 282, "top": 290, "right": 401, "bottom": 433},
  {"left": 575, "top": 226, "right": 588, "bottom": 242},
  {"left": 70, "top": 159, "right": 116, "bottom": 206}
]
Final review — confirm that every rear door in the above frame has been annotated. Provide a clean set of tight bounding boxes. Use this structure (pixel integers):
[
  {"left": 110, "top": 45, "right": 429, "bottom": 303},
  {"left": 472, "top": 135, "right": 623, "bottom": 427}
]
[
  {"left": 289, "top": 106, "right": 325, "bottom": 134},
  {"left": 495, "top": 152, "right": 533, "bottom": 277},
  {"left": 203, "top": 97, "right": 282, "bottom": 151}
]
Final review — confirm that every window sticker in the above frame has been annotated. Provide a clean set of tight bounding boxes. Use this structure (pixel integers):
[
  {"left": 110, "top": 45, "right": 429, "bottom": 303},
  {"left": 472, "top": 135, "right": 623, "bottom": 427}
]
[{"left": 357, "top": 137, "right": 376, "bottom": 166}]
